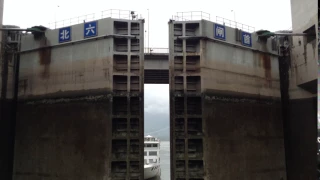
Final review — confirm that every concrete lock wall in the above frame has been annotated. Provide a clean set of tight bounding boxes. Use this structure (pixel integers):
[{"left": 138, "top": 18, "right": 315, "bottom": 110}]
[
  {"left": 2, "top": 6, "right": 317, "bottom": 180},
  {"left": 0, "top": 0, "right": 19, "bottom": 179},
  {"left": 144, "top": 54, "right": 169, "bottom": 84},
  {"left": 14, "top": 17, "right": 145, "bottom": 179},
  {"left": 280, "top": 0, "right": 318, "bottom": 179},
  {"left": 290, "top": 0, "right": 317, "bottom": 92},
  {"left": 168, "top": 20, "right": 286, "bottom": 180}
]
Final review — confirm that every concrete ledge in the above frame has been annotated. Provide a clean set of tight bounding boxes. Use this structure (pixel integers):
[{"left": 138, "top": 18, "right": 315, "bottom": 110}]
[
  {"left": 17, "top": 88, "right": 112, "bottom": 102},
  {"left": 202, "top": 89, "right": 282, "bottom": 103}
]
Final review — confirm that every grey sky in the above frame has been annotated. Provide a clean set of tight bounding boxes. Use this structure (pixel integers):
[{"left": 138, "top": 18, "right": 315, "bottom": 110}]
[
  {"left": 144, "top": 84, "right": 169, "bottom": 137},
  {"left": 3, "top": 0, "right": 293, "bottom": 136},
  {"left": 144, "top": 84, "right": 169, "bottom": 114},
  {"left": 4, "top": 0, "right": 292, "bottom": 48}
]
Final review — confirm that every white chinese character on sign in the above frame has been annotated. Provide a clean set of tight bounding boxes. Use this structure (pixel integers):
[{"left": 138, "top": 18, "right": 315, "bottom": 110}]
[
  {"left": 86, "top": 24, "right": 95, "bottom": 35},
  {"left": 243, "top": 34, "right": 251, "bottom": 44},
  {"left": 216, "top": 26, "right": 224, "bottom": 38},
  {"left": 60, "top": 29, "right": 70, "bottom": 40}
]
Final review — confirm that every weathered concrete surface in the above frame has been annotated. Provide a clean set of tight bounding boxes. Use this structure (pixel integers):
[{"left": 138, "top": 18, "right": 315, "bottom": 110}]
[
  {"left": 203, "top": 95, "right": 285, "bottom": 180},
  {"left": 199, "top": 21, "right": 285, "bottom": 179},
  {"left": 0, "top": 26, "right": 20, "bottom": 179},
  {"left": 199, "top": 20, "right": 279, "bottom": 97},
  {"left": 279, "top": 47, "right": 318, "bottom": 180},
  {"left": 169, "top": 19, "right": 286, "bottom": 179},
  {"left": 144, "top": 54, "right": 168, "bottom": 70},
  {"left": 13, "top": 97, "right": 112, "bottom": 180},
  {"left": 280, "top": 0, "right": 318, "bottom": 179},
  {"left": 0, "top": 0, "right": 3, "bottom": 54},
  {"left": 289, "top": 0, "right": 317, "bottom": 92},
  {"left": 16, "top": 17, "right": 145, "bottom": 180},
  {"left": 19, "top": 37, "right": 113, "bottom": 99},
  {"left": 16, "top": 23, "right": 115, "bottom": 179},
  {"left": 290, "top": 0, "right": 317, "bottom": 31},
  {"left": 144, "top": 54, "right": 169, "bottom": 83},
  {"left": 201, "top": 46, "right": 280, "bottom": 98},
  {"left": 0, "top": 100, "right": 15, "bottom": 180},
  {"left": 200, "top": 36, "right": 285, "bottom": 178},
  {"left": 286, "top": 98, "right": 317, "bottom": 180}
]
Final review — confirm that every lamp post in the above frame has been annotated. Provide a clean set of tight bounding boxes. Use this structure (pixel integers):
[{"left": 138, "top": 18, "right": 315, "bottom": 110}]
[
  {"left": 231, "top": 10, "right": 236, "bottom": 28},
  {"left": 145, "top": 30, "right": 147, "bottom": 53},
  {"left": 231, "top": 10, "right": 235, "bottom": 21},
  {"left": 54, "top": 5, "right": 60, "bottom": 29}
]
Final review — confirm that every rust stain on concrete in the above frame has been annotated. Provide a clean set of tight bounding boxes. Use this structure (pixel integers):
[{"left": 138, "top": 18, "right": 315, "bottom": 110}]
[
  {"left": 260, "top": 53, "right": 272, "bottom": 88},
  {"left": 38, "top": 37, "right": 52, "bottom": 79}
]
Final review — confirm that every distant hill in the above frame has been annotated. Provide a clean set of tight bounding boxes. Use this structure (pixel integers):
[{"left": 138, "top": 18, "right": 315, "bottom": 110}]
[{"left": 144, "top": 111, "right": 170, "bottom": 141}]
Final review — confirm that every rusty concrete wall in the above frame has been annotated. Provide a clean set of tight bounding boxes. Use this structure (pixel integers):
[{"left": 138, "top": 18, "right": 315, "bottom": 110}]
[
  {"left": 169, "top": 20, "right": 286, "bottom": 180},
  {"left": 18, "top": 19, "right": 115, "bottom": 98},
  {"left": 289, "top": 0, "right": 317, "bottom": 91},
  {"left": 15, "top": 17, "right": 145, "bottom": 179},
  {"left": 0, "top": 100, "right": 15, "bottom": 180},
  {"left": 279, "top": 0, "right": 318, "bottom": 179},
  {"left": 278, "top": 40, "right": 317, "bottom": 180},
  {"left": 200, "top": 20, "right": 279, "bottom": 97},
  {"left": 18, "top": 38, "right": 113, "bottom": 98},
  {"left": 14, "top": 99, "right": 112, "bottom": 180},
  {"left": 0, "top": 0, "right": 3, "bottom": 47},
  {"left": 203, "top": 96, "right": 284, "bottom": 180},
  {"left": 0, "top": 26, "right": 21, "bottom": 180}
]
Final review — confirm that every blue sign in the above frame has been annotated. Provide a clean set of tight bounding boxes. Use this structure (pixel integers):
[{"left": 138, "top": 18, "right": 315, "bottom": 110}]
[
  {"left": 84, "top": 21, "right": 98, "bottom": 38},
  {"left": 241, "top": 31, "right": 252, "bottom": 47},
  {"left": 59, "top": 27, "right": 71, "bottom": 43},
  {"left": 214, "top": 24, "right": 226, "bottom": 41}
]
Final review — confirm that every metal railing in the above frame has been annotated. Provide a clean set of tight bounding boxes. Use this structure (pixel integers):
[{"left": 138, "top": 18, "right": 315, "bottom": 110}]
[
  {"left": 48, "top": 9, "right": 140, "bottom": 29},
  {"left": 172, "top": 11, "right": 210, "bottom": 21},
  {"left": 48, "top": 13, "right": 95, "bottom": 29},
  {"left": 170, "top": 11, "right": 255, "bottom": 32},
  {"left": 101, "top": 9, "right": 141, "bottom": 20},
  {"left": 216, "top": 16, "right": 255, "bottom": 32},
  {"left": 144, "top": 47, "right": 169, "bottom": 54}
]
